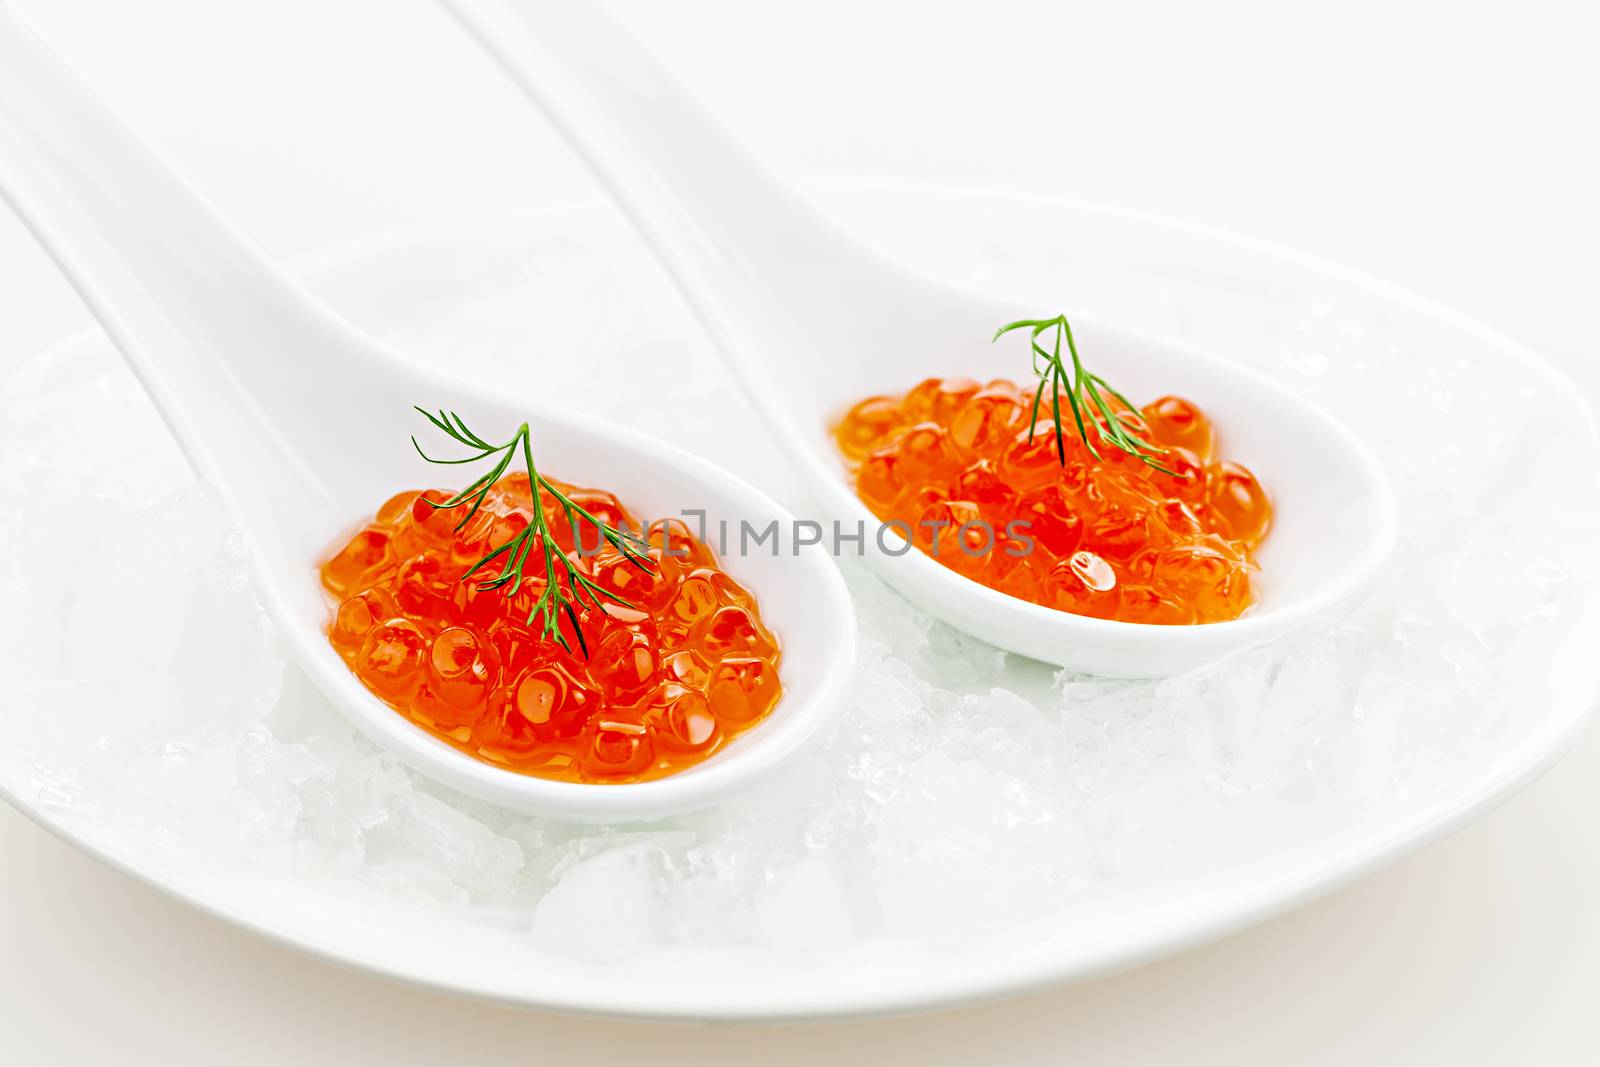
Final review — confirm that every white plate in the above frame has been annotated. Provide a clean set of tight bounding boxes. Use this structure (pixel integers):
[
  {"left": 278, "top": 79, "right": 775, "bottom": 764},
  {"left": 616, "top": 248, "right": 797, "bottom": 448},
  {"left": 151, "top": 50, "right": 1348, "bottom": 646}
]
[{"left": 1, "top": 186, "right": 1596, "bottom": 1021}]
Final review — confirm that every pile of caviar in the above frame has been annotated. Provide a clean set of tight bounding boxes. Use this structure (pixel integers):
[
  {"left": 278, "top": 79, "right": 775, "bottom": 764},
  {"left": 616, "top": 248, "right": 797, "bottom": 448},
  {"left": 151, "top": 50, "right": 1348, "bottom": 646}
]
[
  {"left": 833, "top": 378, "right": 1272, "bottom": 624},
  {"left": 319, "top": 475, "right": 782, "bottom": 783}
]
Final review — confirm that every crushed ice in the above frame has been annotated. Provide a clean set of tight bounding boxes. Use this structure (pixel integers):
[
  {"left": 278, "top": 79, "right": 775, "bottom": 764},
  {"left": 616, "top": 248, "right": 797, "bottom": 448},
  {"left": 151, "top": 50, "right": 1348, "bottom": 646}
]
[{"left": 0, "top": 253, "right": 1594, "bottom": 961}]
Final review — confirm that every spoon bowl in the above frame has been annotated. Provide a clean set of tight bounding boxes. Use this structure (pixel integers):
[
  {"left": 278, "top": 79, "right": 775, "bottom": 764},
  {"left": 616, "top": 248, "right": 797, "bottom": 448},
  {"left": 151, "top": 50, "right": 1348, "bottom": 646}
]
[
  {"left": 0, "top": 5, "right": 853, "bottom": 820},
  {"left": 444, "top": 0, "right": 1397, "bottom": 676},
  {"left": 788, "top": 306, "right": 1394, "bottom": 675},
  {"left": 295, "top": 389, "right": 856, "bottom": 822}
]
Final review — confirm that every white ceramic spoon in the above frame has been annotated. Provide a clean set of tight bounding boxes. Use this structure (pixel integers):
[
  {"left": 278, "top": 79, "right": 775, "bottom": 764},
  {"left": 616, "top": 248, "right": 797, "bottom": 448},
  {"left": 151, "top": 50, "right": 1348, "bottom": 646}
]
[
  {"left": 442, "top": 0, "right": 1397, "bottom": 677},
  {"left": 0, "top": 6, "right": 854, "bottom": 822}
]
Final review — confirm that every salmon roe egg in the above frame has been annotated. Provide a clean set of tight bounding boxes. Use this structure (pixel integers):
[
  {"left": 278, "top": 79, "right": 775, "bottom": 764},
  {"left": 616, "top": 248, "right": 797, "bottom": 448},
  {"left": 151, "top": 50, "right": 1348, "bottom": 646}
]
[
  {"left": 832, "top": 378, "right": 1271, "bottom": 624},
  {"left": 319, "top": 474, "right": 782, "bottom": 783}
]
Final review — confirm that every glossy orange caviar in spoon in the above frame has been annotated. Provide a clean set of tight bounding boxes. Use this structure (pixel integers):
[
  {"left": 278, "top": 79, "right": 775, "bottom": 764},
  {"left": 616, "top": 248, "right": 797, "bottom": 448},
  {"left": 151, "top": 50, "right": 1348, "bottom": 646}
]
[
  {"left": 320, "top": 475, "right": 782, "bottom": 783},
  {"left": 834, "top": 378, "right": 1272, "bottom": 624}
]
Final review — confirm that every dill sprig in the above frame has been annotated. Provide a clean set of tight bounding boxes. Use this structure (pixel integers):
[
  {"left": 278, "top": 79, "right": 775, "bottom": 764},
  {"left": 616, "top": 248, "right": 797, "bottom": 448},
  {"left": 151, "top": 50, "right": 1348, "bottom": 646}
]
[
  {"left": 410, "top": 408, "right": 653, "bottom": 656},
  {"left": 993, "top": 314, "right": 1173, "bottom": 474}
]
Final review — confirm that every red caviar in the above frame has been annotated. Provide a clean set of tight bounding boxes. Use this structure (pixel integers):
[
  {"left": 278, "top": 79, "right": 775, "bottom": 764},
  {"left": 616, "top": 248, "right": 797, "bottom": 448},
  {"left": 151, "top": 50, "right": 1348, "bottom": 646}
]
[
  {"left": 834, "top": 378, "right": 1271, "bottom": 624},
  {"left": 320, "top": 475, "right": 782, "bottom": 782}
]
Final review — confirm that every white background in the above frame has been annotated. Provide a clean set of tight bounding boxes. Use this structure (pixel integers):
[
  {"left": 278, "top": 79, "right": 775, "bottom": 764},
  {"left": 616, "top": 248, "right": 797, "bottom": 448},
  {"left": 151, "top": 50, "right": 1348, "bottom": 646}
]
[{"left": 2, "top": 0, "right": 1597, "bottom": 1062}]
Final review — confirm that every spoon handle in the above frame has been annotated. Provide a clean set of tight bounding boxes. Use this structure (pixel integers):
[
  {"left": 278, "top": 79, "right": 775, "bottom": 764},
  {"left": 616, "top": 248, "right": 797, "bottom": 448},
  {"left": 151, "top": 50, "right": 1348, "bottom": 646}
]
[
  {"left": 440, "top": 0, "right": 922, "bottom": 349},
  {"left": 0, "top": 6, "right": 390, "bottom": 516}
]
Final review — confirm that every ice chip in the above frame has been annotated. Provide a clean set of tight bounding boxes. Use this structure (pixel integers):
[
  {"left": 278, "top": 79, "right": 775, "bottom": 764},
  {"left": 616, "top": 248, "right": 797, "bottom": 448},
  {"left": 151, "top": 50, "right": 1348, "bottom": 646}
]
[
  {"left": 370, "top": 792, "right": 523, "bottom": 902},
  {"left": 1169, "top": 620, "right": 1369, "bottom": 795},
  {"left": 752, "top": 852, "right": 854, "bottom": 950},
  {"left": 531, "top": 841, "right": 670, "bottom": 961}
]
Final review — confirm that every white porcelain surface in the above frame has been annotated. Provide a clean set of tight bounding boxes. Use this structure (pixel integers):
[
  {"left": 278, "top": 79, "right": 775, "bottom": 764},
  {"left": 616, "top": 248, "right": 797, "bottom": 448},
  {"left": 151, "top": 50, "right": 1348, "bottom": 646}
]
[
  {"left": 1, "top": 191, "right": 1595, "bottom": 1022},
  {"left": 443, "top": 0, "right": 1396, "bottom": 677},
  {"left": 0, "top": 7, "right": 853, "bottom": 821}
]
